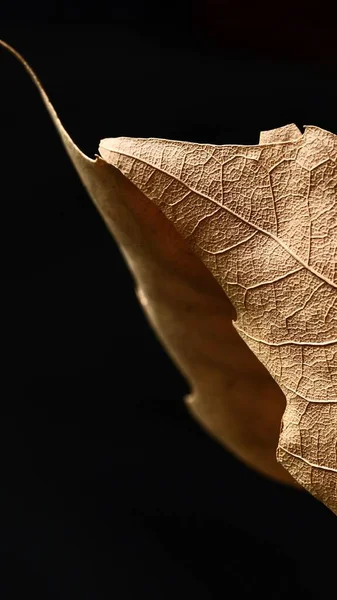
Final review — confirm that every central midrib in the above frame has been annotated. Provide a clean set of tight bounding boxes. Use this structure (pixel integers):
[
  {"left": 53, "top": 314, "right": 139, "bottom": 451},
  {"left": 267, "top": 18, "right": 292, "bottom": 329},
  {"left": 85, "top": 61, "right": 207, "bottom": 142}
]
[{"left": 101, "top": 145, "right": 337, "bottom": 291}]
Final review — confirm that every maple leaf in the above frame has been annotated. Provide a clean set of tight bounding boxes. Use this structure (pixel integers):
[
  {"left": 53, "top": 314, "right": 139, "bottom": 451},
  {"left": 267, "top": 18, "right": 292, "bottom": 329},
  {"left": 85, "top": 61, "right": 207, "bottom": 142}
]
[{"left": 1, "top": 40, "right": 336, "bottom": 515}]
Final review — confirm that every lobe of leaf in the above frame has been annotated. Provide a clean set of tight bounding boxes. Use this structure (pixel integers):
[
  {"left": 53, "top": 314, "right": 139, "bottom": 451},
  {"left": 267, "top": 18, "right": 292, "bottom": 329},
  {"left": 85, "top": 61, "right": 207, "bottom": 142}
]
[{"left": 1, "top": 40, "right": 336, "bottom": 515}]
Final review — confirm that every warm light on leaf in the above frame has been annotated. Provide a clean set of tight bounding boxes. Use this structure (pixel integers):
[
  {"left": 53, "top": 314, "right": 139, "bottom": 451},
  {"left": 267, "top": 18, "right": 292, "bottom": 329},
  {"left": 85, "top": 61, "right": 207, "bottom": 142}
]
[{"left": 1, "top": 40, "right": 336, "bottom": 515}]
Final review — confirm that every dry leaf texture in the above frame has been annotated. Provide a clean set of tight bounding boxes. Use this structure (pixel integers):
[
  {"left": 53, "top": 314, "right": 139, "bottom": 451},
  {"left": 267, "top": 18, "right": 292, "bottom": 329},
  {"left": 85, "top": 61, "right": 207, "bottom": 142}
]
[{"left": 99, "top": 125, "right": 337, "bottom": 513}]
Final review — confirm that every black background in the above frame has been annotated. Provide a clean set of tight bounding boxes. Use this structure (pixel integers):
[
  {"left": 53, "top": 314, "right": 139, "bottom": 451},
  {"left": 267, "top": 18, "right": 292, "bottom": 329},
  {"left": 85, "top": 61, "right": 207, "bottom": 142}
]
[{"left": 1, "top": 2, "right": 337, "bottom": 598}]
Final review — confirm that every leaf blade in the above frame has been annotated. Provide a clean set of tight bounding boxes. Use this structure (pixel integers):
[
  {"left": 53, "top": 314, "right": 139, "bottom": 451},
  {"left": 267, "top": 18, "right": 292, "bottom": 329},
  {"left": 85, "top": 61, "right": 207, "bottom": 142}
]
[{"left": 2, "top": 39, "right": 336, "bottom": 513}]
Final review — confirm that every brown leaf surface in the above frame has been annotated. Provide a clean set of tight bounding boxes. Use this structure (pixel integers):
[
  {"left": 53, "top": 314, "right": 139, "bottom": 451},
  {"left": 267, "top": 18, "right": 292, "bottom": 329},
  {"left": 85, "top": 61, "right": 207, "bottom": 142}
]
[{"left": 2, "top": 40, "right": 336, "bottom": 514}]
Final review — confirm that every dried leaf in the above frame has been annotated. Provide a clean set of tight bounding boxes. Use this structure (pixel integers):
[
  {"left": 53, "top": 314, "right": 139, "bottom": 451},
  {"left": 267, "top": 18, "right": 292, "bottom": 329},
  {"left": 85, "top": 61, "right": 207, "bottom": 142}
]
[{"left": 1, "top": 40, "right": 336, "bottom": 515}]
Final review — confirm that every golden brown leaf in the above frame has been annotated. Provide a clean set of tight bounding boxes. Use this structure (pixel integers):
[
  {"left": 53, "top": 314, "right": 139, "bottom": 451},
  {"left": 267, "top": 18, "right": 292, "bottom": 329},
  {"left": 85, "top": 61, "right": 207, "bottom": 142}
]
[{"left": 1, "top": 40, "right": 336, "bottom": 514}]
